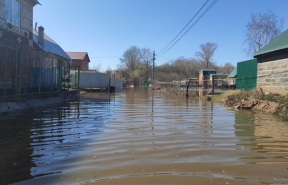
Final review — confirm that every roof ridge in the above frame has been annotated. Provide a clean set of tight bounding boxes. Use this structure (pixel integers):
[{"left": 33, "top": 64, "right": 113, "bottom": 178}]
[{"left": 253, "top": 28, "right": 288, "bottom": 57}]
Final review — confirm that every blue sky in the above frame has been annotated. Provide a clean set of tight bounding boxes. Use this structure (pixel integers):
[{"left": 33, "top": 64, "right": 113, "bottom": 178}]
[{"left": 33, "top": 0, "right": 288, "bottom": 71}]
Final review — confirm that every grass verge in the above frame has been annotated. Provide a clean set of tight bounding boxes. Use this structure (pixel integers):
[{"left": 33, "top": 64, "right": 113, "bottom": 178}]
[{"left": 213, "top": 89, "right": 288, "bottom": 120}]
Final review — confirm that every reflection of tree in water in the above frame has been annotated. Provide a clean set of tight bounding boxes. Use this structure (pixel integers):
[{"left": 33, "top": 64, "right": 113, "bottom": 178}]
[{"left": 0, "top": 100, "right": 80, "bottom": 184}]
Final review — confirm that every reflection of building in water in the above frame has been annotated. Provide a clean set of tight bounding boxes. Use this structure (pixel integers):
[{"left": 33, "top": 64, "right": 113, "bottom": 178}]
[
  {"left": 253, "top": 115, "right": 288, "bottom": 154},
  {"left": 0, "top": 100, "right": 81, "bottom": 185},
  {"left": 0, "top": 115, "right": 34, "bottom": 185},
  {"left": 234, "top": 111, "right": 288, "bottom": 154},
  {"left": 234, "top": 111, "right": 255, "bottom": 137}
]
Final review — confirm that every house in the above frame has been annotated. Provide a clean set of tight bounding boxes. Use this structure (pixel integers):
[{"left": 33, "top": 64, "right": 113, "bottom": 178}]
[
  {"left": 0, "top": 0, "right": 40, "bottom": 94},
  {"left": 226, "top": 67, "right": 237, "bottom": 86},
  {"left": 66, "top": 52, "right": 90, "bottom": 71},
  {"left": 32, "top": 26, "right": 71, "bottom": 89},
  {"left": 199, "top": 69, "right": 216, "bottom": 86},
  {"left": 0, "top": 0, "right": 40, "bottom": 49},
  {"left": 253, "top": 29, "right": 288, "bottom": 92}
]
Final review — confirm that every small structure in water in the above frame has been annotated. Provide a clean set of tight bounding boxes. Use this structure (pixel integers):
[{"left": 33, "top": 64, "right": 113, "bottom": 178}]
[{"left": 199, "top": 69, "right": 216, "bottom": 87}]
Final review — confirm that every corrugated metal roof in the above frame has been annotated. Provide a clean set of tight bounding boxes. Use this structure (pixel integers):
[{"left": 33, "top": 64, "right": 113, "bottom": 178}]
[
  {"left": 201, "top": 69, "right": 216, "bottom": 71},
  {"left": 253, "top": 29, "right": 288, "bottom": 57},
  {"left": 66, "top": 52, "right": 90, "bottom": 62},
  {"left": 33, "top": 0, "right": 41, "bottom": 5},
  {"left": 33, "top": 29, "right": 71, "bottom": 61},
  {"left": 227, "top": 67, "right": 237, "bottom": 78}
]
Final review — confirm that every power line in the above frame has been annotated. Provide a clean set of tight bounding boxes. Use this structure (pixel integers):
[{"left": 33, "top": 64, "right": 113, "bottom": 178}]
[
  {"left": 156, "top": 55, "right": 173, "bottom": 60},
  {"left": 90, "top": 56, "right": 121, "bottom": 58},
  {"left": 159, "top": 0, "right": 218, "bottom": 57},
  {"left": 157, "top": 0, "right": 210, "bottom": 55}
]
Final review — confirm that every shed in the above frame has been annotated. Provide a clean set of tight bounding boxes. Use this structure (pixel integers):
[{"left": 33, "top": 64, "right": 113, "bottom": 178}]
[
  {"left": 253, "top": 29, "right": 288, "bottom": 92},
  {"left": 199, "top": 69, "right": 216, "bottom": 86}
]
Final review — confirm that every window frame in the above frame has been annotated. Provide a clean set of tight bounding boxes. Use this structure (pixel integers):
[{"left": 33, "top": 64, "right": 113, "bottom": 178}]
[{"left": 6, "top": 0, "right": 20, "bottom": 27}]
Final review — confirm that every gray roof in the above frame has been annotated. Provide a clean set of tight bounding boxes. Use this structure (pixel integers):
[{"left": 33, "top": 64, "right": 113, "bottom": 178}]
[{"left": 33, "top": 29, "right": 71, "bottom": 61}]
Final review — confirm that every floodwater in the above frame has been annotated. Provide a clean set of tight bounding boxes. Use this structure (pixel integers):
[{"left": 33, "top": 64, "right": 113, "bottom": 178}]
[{"left": 0, "top": 88, "right": 288, "bottom": 185}]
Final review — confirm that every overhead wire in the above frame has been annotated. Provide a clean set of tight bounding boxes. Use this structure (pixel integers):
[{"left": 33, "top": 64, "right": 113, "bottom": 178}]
[
  {"left": 158, "top": 0, "right": 218, "bottom": 57},
  {"left": 90, "top": 56, "right": 121, "bottom": 58},
  {"left": 157, "top": 0, "right": 210, "bottom": 55}
]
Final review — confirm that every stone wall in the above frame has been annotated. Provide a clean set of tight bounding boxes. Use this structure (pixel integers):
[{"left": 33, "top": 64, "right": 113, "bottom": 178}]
[{"left": 257, "top": 53, "right": 288, "bottom": 92}]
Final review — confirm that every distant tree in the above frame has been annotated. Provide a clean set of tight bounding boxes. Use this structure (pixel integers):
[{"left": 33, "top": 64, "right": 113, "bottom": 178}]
[
  {"left": 222, "top": 62, "right": 235, "bottom": 74},
  {"left": 244, "top": 9, "right": 285, "bottom": 56},
  {"left": 195, "top": 42, "right": 218, "bottom": 69},
  {"left": 140, "top": 48, "right": 153, "bottom": 81},
  {"left": 119, "top": 46, "right": 141, "bottom": 73},
  {"left": 91, "top": 62, "right": 102, "bottom": 72}
]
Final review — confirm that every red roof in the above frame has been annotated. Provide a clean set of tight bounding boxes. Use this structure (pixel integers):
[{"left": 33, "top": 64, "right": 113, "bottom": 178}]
[{"left": 66, "top": 52, "right": 90, "bottom": 62}]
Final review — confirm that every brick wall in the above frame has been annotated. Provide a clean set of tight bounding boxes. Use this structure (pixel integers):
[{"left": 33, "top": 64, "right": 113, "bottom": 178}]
[
  {"left": 0, "top": 0, "right": 34, "bottom": 48},
  {"left": 257, "top": 53, "right": 288, "bottom": 92},
  {"left": 71, "top": 60, "right": 89, "bottom": 71}
]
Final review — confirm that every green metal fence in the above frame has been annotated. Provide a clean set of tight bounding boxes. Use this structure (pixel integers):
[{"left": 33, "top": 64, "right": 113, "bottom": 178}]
[
  {"left": 236, "top": 59, "right": 258, "bottom": 91},
  {"left": 0, "top": 43, "right": 78, "bottom": 98}
]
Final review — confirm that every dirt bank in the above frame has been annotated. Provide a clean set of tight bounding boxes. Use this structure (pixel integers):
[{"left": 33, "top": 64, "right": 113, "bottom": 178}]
[{"left": 213, "top": 88, "right": 288, "bottom": 119}]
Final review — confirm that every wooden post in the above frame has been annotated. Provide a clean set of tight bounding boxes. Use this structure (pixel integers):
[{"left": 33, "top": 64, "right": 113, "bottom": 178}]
[
  {"left": 211, "top": 75, "right": 214, "bottom": 93},
  {"left": 186, "top": 80, "right": 190, "bottom": 97}
]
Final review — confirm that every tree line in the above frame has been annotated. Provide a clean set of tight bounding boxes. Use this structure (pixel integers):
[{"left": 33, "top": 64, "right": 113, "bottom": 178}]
[
  {"left": 117, "top": 43, "right": 234, "bottom": 82},
  {"left": 116, "top": 9, "right": 285, "bottom": 83}
]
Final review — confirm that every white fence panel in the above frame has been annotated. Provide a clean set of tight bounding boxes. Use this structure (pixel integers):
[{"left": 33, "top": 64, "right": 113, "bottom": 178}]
[{"left": 79, "top": 72, "right": 109, "bottom": 88}]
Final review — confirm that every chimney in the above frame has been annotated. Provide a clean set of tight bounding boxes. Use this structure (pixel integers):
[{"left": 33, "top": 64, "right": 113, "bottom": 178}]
[{"left": 38, "top": 26, "right": 44, "bottom": 46}]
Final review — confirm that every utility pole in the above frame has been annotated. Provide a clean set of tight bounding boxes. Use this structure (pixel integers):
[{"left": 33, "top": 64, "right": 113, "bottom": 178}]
[{"left": 152, "top": 51, "right": 155, "bottom": 89}]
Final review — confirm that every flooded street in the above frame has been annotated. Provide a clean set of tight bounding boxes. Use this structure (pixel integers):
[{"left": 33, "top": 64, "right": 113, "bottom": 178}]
[{"left": 1, "top": 88, "right": 288, "bottom": 185}]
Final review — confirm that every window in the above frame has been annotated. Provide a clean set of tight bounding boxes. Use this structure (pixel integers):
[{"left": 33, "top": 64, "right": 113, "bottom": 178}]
[{"left": 6, "top": 0, "right": 20, "bottom": 26}]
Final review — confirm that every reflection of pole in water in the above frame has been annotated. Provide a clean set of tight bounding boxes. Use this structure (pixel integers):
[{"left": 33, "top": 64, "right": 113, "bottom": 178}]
[
  {"left": 151, "top": 89, "right": 154, "bottom": 126},
  {"left": 210, "top": 102, "right": 214, "bottom": 127},
  {"left": 199, "top": 87, "right": 203, "bottom": 97}
]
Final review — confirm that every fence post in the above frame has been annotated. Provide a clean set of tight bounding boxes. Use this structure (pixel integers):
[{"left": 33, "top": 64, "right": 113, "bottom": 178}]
[
  {"left": 15, "top": 50, "right": 18, "bottom": 95},
  {"left": 58, "top": 60, "right": 62, "bottom": 92},
  {"left": 51, "top": 59, "right": 54, "bottom": 91},
  {"left": 38, "top": 53, "right": 42, "bottom": 93},
  {"left": 211, "top": 75, "right": 214, "bottom": 93},
  {"left": 25, "top": 51, "right": 27, "bottom": 94},
  {"left": 4, "top": 47, "right": 7, "bottom": 97},
  {"left": 77, "top": 66, "right": 80, "bottom": 90},
  {"left": 186, "top": 80, "right": 190, "bottom": 97},
  {"left": 17, "top": 50, "right": 22, "bottom": 95}
]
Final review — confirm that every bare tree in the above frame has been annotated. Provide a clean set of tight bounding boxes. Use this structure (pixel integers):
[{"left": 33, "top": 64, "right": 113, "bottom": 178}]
[
  {"left": 119, "top": 46, "right": 141, "bottom": 73},
  {"left": 91, "top": 62, "right": 102, "bottom": 72},
  {"left": 222, "top": 62, "right": 235, "bottom": 74},
  {"left": 195, "top": 42, "right": 218, "bottom": 69},
  {"left": 140, "top": 48, "right": 153, "bottom": 81},
  {"left": 244, "top": 9, "right": 285, "bottom": 56}
]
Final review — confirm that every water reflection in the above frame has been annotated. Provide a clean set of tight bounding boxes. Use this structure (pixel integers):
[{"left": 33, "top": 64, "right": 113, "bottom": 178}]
[
  {"left": 0, "top": 96, "right": 112, "bottom": 185},
  {"left": 0, "top": 88, "right": 287, "bottom": 185}
]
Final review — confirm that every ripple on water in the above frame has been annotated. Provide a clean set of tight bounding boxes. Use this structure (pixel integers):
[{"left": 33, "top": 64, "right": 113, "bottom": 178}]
[{"left": 0, "top": 88, "right": 288, "bottom": 185}]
